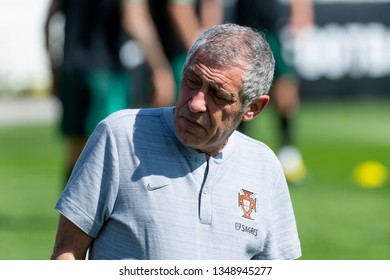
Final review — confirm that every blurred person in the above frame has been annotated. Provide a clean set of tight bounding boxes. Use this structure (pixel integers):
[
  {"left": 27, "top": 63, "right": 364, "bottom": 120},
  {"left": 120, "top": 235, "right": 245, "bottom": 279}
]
[
  {"left": 122, "top": 1, "right": 176, "bottom": 107},
  {"left": 44, "top": 0, "right": 175, "bottom": 181},
  {"left": 147, "top": 0, "right": 224, "bottom": 100},
  {"left": 234, "top": 0, "right": 314, "bottom": 184},
  {"left": 51, "top": 23, "right": 301, "bottom": 260}
]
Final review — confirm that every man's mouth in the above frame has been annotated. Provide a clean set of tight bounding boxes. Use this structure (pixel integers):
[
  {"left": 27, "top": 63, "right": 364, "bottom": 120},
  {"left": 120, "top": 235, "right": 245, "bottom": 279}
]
[{"left": 182, "top": 116, "right": 204, "bottom": 129}]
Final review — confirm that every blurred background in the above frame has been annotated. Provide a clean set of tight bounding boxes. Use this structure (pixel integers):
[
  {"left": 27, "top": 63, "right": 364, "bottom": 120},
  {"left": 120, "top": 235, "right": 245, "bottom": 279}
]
[{"left": 0, "top": 0, "right": 389, "bottom": 259}]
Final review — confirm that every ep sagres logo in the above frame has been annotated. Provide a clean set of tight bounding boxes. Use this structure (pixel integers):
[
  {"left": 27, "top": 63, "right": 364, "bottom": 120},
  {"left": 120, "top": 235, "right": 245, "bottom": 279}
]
[{"left": 238, "top": 189, "right": 257, "bottom": 220}]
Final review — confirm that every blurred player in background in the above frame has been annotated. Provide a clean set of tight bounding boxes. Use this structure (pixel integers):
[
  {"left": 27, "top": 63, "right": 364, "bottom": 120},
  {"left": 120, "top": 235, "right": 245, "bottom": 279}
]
[
  {"left": 147, "top": 0, "right": 224, "bottom": 100},
  {"left": 234, "top": 0, "right": 314, "bottom": 184},
  {"left": 44, "top": 0, "right": 175, "bottom": 182}
]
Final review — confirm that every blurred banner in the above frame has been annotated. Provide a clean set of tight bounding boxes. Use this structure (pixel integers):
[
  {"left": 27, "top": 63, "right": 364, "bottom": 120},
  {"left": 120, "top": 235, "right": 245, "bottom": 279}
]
[{"left": 279, "top": 0, "right": 390, "bottom": 99}]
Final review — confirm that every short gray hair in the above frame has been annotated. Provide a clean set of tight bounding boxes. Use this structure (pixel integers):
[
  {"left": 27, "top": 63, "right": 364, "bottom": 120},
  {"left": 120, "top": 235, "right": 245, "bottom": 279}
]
[{"left": 184, "top": 23, "right": 275, "bottom": 109}]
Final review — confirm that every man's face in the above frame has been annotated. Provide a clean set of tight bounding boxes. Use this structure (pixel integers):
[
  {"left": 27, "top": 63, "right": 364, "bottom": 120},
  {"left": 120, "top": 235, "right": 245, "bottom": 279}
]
[{"left": 174, "top": 51, "right": 247, "bottom": 156}]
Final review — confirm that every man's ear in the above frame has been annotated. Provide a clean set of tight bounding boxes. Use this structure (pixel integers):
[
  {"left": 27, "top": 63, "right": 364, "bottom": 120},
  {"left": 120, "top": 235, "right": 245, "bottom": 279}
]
[{"left": 242, "top": 95, "right": 270, "bottom": 122}]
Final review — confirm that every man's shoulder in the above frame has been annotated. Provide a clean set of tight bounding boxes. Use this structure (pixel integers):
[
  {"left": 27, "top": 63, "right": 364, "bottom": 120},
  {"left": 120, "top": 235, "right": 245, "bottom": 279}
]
[
  {"left": 105, "top": 108, "right": 163, "bottom": 124},
  {"left": 102, "top": 107, "right": 174, "bottom": 137},
  {"left": 232, "top": 130, "right": 281, "bottom": 167},
  {"left": 234, "top": 130, "right": 274, "bottom": 154}
]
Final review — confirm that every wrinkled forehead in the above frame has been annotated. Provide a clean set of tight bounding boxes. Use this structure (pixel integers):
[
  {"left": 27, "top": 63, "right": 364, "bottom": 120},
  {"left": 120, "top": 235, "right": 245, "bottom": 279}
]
[
  {"left": 187, "top": 50, "right": 246, "bottom": 82},
  {"left": 190, "top": 48, "right": 248, "bottom": 72}
]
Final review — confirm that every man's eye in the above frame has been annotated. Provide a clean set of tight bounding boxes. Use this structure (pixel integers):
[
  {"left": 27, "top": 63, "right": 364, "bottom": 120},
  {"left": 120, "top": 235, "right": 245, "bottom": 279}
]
[
  {"left": 186, "top": 76, "right": 200, "bottom": 88},
  {"left": 212, "top": 90, "right": 231, "bottom": 105},
  {"left": 214, "top": 93, "right": 225, "bottom": 101},
  {"left": 215, "top": 96, "right": 229, "bottom": 105}
]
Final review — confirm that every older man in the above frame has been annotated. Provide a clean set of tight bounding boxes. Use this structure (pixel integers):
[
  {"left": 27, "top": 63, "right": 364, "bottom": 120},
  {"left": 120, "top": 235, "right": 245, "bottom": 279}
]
[{"left": 51, "top": 23, "right": 301, "bottom": 260}]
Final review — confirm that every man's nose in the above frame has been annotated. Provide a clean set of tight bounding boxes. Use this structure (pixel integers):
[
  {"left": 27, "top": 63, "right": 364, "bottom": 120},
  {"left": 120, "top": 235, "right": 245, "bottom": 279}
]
[{"left": 188, "top": 89, "right": 207, "bottom": 113}]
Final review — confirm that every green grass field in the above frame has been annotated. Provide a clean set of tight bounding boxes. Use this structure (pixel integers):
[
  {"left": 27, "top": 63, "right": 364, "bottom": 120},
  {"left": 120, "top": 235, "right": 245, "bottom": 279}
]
[{"left": 0, "top": 98, "right": 389, "bottom": 259}]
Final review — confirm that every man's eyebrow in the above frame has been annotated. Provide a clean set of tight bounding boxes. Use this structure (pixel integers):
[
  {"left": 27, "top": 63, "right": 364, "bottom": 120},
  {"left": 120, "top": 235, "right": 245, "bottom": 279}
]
[{"left": 184, "top": 67, "right": 199, "bottom": 77}]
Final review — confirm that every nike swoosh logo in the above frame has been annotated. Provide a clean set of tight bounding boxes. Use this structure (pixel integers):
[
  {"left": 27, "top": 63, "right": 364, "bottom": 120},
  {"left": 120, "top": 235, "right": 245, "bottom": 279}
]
[{"left": 146, "top": 183, "right": 169, "bottom": 191}]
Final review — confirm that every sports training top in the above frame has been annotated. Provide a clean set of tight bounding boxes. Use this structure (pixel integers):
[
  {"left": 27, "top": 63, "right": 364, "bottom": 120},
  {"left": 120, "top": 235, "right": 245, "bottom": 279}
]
[{"left": 55, "top": 107, "right": 301, "bottom": 259}]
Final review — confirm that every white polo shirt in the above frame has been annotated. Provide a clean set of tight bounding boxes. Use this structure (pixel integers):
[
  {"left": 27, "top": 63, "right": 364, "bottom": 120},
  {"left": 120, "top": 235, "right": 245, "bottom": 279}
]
[{"left": 55, "top": 107, "right": 301, "bottom": 259}]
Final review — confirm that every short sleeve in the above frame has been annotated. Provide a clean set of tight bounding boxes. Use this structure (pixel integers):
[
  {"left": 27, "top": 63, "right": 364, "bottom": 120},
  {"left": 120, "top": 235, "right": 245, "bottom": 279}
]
[{"left": 55, "top": 120, "right": 120, "bottom": 238}]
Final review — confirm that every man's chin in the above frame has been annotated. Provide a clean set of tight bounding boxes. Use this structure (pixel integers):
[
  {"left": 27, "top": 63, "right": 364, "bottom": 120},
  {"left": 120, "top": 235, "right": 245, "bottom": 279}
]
[{"left": 176, "top": 130, "right": 203, "bottom": 148}]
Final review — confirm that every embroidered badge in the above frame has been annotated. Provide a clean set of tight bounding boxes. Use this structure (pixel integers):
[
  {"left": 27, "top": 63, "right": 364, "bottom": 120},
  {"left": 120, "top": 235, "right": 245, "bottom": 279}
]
[{"left": 238, "top": 189, "right": 257, "bottom": 220}]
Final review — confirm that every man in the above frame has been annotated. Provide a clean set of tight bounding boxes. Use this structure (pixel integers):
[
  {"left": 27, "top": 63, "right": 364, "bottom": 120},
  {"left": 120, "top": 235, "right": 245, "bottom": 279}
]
[
  {"left": 44, "top": 0, "right": 175, "bottom": 181},
  {"left": 51, "top": 23, "right": 301, "bottom": 260}
]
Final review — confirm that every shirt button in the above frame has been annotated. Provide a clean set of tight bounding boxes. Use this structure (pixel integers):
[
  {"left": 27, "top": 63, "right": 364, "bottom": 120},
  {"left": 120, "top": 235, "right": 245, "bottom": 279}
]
[{"left": 195, "top": 157, "right": 202, "bottom": 163}]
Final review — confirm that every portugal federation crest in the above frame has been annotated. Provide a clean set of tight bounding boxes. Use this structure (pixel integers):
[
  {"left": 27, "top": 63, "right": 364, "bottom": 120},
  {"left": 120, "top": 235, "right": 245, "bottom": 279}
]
[{"left": 238, "top": 189, "right": 257, "bottom": 220}]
